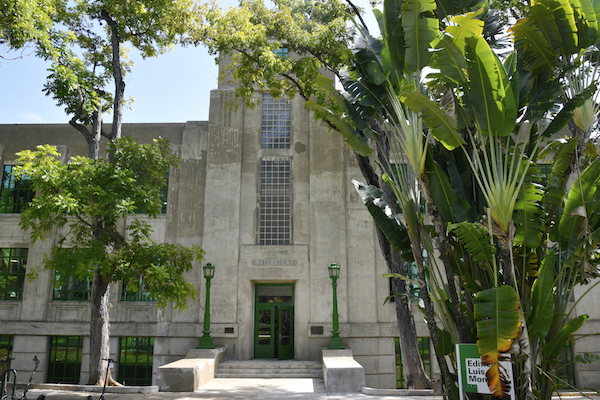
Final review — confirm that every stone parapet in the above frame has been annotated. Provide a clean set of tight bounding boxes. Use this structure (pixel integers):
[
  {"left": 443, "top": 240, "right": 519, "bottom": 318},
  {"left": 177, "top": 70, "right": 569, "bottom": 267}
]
[{"left": 321, "top": 348, "right": 365, "bottom": 393}]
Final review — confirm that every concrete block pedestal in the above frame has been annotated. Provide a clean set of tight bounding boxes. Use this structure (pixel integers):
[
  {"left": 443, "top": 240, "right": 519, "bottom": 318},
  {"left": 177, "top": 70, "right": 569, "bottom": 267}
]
[
  {"left": 157, "top": 347, "right": 225, "bottom": 392},
  {"left": 321, "top": 348, "right": 365, "bottom": 393}
]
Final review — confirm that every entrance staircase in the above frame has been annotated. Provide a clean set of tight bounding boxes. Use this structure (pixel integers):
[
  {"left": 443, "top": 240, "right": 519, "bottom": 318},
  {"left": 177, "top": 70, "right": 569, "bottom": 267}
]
[{"left": 215, "top": 360, "right": 323, "bottom": 379}]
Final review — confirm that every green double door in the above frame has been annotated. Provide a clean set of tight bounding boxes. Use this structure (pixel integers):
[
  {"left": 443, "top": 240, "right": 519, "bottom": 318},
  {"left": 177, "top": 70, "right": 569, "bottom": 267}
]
[{"left": 254, "top": 284, "right": 294, "bottom": 360}]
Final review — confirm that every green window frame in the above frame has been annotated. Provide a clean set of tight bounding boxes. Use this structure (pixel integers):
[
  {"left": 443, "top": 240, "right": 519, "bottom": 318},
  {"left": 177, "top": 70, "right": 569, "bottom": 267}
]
[
  {"left": 53, "top": 273, "right": 91, "bottom": 301},
  {"left": 121, "top": 276, "right": 157, "bottom": 302},
  {"left": 556, "top": 343, "right": 577, "bottom": 388},
  {"left": 118, "top": 337, "right": 154, "bottom": 386},
  {"left": 0, "top": 335, "right": 14, "bottom": 384},
  {"left": 0, "top": 248, "right": 27, "bottom": 301},
  {"left": 0, "top": 165, "right": 34, "bottom": 213},
  {"left": 47, "top": 336, "right": 83, "bottom": 384},
  {"left": 273, "top": 47, "right": 289, "bottom": 58},
  {"left": 135, "top": 173, "right": 168, "bottom": 215},
  {"left": 395, "top": 337, "right": 431, "bottom": 389}
]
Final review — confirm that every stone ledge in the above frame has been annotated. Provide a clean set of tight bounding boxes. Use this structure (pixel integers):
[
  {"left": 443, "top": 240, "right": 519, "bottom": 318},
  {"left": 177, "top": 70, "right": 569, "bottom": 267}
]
[
  {"left": 27, "top": 384, "right": 158, "bottom": 394},
  {"left": 322, "top": 348, "right": 365, "bottom": 393},
  {"left": 157, "top": 347, "right": 225, "bottom": 392},
  {"left": 362, "top": 387, "right": 434, "bottom": 396}
]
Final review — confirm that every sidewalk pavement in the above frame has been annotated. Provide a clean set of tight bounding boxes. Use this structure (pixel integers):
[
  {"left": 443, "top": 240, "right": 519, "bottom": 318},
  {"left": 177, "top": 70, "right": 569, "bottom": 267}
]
[{"left": 20, "top": 379, "right": 600, "bottom": 400}]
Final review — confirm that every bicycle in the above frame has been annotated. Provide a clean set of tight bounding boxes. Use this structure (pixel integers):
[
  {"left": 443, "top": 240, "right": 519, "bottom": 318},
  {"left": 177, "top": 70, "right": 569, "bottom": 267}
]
[{"left": 18, "top": 356, "right": 40, "bottom": 400}]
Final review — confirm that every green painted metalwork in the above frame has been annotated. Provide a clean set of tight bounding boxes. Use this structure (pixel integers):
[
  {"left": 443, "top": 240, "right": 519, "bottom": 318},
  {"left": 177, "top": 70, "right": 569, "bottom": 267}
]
[{"left": 254, "top": 283, "right": 294, "bottom": 359}]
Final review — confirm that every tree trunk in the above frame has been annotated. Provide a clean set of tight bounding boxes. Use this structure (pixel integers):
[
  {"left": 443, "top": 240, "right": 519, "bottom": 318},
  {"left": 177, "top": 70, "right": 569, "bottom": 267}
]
[
  {"left": 101, "top": 8, "right": 124, "bottom": 141},
  {"left": 88, "top": 273, "right": 112, "bottom": 385},
  {"left": 356, "top": 153, "right": 431, "bottom": 389}
]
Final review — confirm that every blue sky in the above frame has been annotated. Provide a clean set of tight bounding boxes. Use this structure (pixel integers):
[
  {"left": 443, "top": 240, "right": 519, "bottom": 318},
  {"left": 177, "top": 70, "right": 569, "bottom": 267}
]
[
  {"left": 0, "top": 44, "right": 220, "bottom": 124},
  {"left": 0, "top": 1, "right": 377, "bottom": 125}
]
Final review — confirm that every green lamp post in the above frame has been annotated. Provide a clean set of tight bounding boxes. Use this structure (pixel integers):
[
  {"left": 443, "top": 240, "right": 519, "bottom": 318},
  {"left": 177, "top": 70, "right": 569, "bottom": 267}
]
[
  {"left": 197, "top": 263, "right": 215, "bottom": 349},
  {"left": 328, "top": 263, "right": 344, "bottom": 349}
]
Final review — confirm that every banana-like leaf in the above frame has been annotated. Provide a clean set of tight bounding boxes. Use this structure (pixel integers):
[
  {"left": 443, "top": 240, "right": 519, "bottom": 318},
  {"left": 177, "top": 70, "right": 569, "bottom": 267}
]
[
  {"left": 474, "top": 285, "right": 522, "bottom": 397},
  {"left": 383, "top": 0, "right": 406, "bottom": 75},
  {"left": 573, "top": 0, "right": 599, "bottom": 47},
  {"left": 576, "top": 352, "right": 600, "bottom": 364},
  {"left": 352, "top": 180, "right": 413, "bottom": 258},
  {"left": 448, "top": 221, "right": 495, "bottom": 267},
  {"left": 527, "top": 253, "right": 556, "bottom": 338},
  {"left": 402, "top": 0, "right": 439, "bottom": 73},
  {"left": 399, "top": 85, "right": 465, "bottom": 150},
  {"left": 513, "top": 165, "right": 544, "bottom": 248},
  {"left": 510, "top": 19, "right": 559, "bottom": 73},
  {"left": 430, "top": 35, "right": 469, "bottom": 88},
  {"left": 530, "top": 0, "right": 578, "bottom": 56},
  {"left": 543, "top": 83, "right": 598, "bottom": 137},
  {"left": 426, "top": 155, "right": 470, "bottom": 223},
  {"left": 559, "top": 159, "right": 600, "bottom": 239},
  {"left": 544, "top": 315, "right": 588, "bottom": 361},
  {"left": 464, "top": 36, "right": 513, "bottom": 136},
  {"left": 446, "top": 10, "right": 484, "bottom": 52}
]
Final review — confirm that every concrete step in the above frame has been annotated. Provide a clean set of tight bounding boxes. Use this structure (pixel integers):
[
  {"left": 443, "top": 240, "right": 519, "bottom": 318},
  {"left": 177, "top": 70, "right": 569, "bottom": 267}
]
[{"left": 215, "top": 360, "right": 323, "bottom": 379}]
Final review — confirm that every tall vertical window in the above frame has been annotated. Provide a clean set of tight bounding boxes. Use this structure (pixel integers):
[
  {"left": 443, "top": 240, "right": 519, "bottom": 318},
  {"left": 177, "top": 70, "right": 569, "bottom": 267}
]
[
  {"left": 262, "top": 94, "right": 291, "bottom": 149},
  {"left": 118, "top": 337, "right": 154, "bottom": 386},
  {"left": 47, "top": 336, "right": 83, "bottom": 384},
  {"left": 258, "top": 160, "right": 291, "bottom": 245},
  {"left": 395, "top": 337, "right": 431, "bottom": 389},
  {"left": 0, "top": 165, "right": 34, "bottom": 213},
  {"left": 0, "top": 248, "right": 27, "bottom": 301}
]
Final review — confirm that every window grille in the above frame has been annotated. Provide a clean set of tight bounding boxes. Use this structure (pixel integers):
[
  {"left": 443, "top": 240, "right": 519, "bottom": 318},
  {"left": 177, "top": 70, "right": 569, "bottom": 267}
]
[
  {"left": 273, "top": 47, "right": 289, "bottom": 58},
  {"left": 0, "top": 248, "right": 27, "bottom": 301},
  {"left": 122, "top": 276, "right": 157, "bottom": 302},
  {"left": 0, "top": 165, "right": 34, "bottom": 213},
  {"left": 47, "top": 336, "right": 83, "bottom": 384},
  {"left": 395, "top": 337, "right": 431, "bottom": 389},
  {"left": 262, "top": 94, "right": 290, "bottom": 149},
  {"left": 118, "top": 337, "right": 154, "bottom": 386},
  {"left": 556, "top": 343, "right": 576, "bottom": 387},
  {"left": 53, "top": 273, "right": 91, "bottom": 301},
  {"left": 259, "top": 159, "right": 291, "bottom": 245}
]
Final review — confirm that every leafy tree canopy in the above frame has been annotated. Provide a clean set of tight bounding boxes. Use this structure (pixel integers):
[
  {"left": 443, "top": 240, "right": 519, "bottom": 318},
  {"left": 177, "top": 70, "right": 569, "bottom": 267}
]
[{"left": 14, "top": 137, "right": 204, "bottom": 310}]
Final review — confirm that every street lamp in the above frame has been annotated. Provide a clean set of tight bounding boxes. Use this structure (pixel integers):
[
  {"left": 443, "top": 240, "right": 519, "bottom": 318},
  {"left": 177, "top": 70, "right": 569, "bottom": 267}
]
[
  {"left": 328, "top": 263, "right": 344, "bottom": 349},
  {"left": 197, "top": 263, "right": 215, "bottom": 349}
]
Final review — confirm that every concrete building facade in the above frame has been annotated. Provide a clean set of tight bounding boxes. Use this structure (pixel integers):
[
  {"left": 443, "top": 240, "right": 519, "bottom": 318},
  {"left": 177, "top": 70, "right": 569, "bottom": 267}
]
[{"left": 1, "top": 76, "right": 599, "bottom": 390}]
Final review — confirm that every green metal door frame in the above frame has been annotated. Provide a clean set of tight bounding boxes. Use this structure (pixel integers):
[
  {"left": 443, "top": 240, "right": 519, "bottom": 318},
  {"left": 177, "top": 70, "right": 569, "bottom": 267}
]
[{"left": 253, "top": 283, "right": 294, "bottom": 359}]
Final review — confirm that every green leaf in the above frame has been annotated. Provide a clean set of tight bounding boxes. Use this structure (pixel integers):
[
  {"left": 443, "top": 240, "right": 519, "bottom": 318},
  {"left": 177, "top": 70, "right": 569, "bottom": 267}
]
[
  {"left": 474, "top": 285, "right": 522, "bottom": 361},
  {"left": 543, "top": 83, "right": 598, "bottom": 137},
  {"left": 402, "top": 0, "right": 438, "bottom": 73},
  {"left": 399, "top": 85, "right": 465, "bottom": 150},
  {"left": 510, "top": 19, "right": 559, "bottom": 73},
  {"left": 527, "top": 253, "right": 556, "bottom": 338},
  {"left": 544, "top": 315, "right": 588, "bottom": 361},
  {"left": 559, "top": 160, "right": 600, "bottom": 239},
  {"left": 352, "top": 180, "right": 413, "bottom": 257},
  {"left": 448, "top": 221, "right": 495, "bottom": 268},
  {"left": 576, "top": 352, "right": 600, "bottom": 364},
  {"left": 436, "top": 329, "right": 455, "bottom": 356},
  {"left": 426, "top": 156, "right": 469, "bottom": 223}
]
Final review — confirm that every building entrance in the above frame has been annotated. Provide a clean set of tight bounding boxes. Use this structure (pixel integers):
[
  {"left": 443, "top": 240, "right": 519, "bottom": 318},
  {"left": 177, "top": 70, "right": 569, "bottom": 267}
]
[{"left": 254, "top": 283, "right": 294, "bottom": 360}]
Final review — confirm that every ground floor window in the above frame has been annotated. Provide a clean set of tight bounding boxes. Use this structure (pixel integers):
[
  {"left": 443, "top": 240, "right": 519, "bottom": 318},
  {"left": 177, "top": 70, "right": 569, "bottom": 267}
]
[
  {"left": 0, "top": 335, "right": 13, "bottom": 384},
  {"left": 118, "top": 337, "right": 154, "bottom": 386},
  {"left": 556, "top": 343, "right": 576, "bottom": 388},
  {"left": 47, "top": 336, "right": 83, "bottom": 384},
  {"left": 395, "top": 337, "right": 431, "bottom": 388}
]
